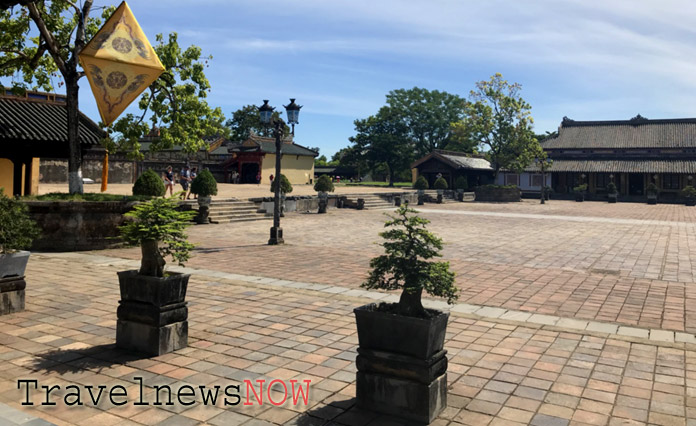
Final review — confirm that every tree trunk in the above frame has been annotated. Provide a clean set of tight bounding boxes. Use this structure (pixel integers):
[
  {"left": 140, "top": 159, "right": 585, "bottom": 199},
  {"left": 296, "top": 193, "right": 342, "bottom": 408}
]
[
  {"left": 140, "top": 240, "right": 165, "bottom": 277},
  {"left": 388, "top": 163, "right": 395, "bottom": 187},
  {"left": 398, "top": 287, "right": 425, "bottom": 317},
  {"left": 65, "top": 78, "right": 84, "bottom": 194}
]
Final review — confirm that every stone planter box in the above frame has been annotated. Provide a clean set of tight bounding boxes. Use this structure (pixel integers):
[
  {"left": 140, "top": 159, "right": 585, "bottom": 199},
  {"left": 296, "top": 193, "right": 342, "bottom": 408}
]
[
  {"left": 608, "top": 193, "right": 617, "bottom": 203},
  {"left": 0, "top": 251, "right": 30, "bottom": 278},
  {"left": 686, "top": 198, "right": 696, "bottom": 206},
  {"left": 0, "top": 276, "right": 25, "bottom": 315},
  {"left": 474, "top": 186, "right": 521, "bottom": 202},
  {"left": 354, "top": 303, "right": 448, "bottom": 423},
  {"left": 25, "top": 201, "right": 137, "bottom": 251},
  {"left": 575, "top": 193, "right": 585, "bottom": 202},
  {"left": 647, "top": 194, "right": 658, "bottom": 205},
  {"left": 116, "top": 270, "right": 189, "bottom": 356}
]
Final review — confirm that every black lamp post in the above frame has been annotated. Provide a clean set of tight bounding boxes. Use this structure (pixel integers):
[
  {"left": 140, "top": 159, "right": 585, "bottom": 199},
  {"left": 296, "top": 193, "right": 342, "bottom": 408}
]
[{"left": 259, "top": 99, "right": 302, "bottom": 245}]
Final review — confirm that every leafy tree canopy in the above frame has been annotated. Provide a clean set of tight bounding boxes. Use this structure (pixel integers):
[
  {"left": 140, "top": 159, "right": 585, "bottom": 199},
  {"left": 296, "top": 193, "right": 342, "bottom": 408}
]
[
  {"left": 455, "top": 73, "right": 539, "bottom": 178},
  {"left": 225, "top": 104, "right": 288, "bottom": 141}
]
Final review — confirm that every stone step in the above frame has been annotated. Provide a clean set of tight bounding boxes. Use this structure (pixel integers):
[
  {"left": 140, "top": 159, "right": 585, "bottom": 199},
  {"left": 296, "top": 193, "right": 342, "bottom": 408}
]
[
  {"left": 210, "top": 207, "right": 260, "bottom": 214},
  {"left": 210, "top": 216, "right": 271, "bottom": 224}
]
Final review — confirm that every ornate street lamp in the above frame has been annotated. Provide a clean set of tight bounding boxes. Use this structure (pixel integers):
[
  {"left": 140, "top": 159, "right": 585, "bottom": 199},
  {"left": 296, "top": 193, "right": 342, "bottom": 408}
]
[{"left": 259, "top": 99, "right": 302, "bottom": 245}]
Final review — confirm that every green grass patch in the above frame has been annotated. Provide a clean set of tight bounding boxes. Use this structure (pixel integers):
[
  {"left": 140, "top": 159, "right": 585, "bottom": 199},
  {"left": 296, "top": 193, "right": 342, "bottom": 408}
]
[{"left": 22, "top": 192, "right": 153, "bottom": 202}]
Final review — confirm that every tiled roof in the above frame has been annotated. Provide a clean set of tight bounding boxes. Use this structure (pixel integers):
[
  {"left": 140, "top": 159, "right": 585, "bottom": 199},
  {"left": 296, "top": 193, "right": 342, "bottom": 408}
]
[
  {"left": 0, "top": 95, "right": 104, "bottom": 145},
  {"left": 544, "top": 159, "right": 696, "bottom": 174},
  {"left": 542, "top": 116, "right": 696, "bottom": 150},
  {"left": 228, "top": 140, "right": 318, "bottom": 157},
  {"left": 411, "top": 151, "right": 493, "bottom": 171}
]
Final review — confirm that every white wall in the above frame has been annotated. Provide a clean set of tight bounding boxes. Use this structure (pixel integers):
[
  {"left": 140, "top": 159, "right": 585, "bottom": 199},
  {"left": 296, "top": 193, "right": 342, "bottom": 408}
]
[{"left": 495, "top": 172, "right": 551, "bottom": 190}]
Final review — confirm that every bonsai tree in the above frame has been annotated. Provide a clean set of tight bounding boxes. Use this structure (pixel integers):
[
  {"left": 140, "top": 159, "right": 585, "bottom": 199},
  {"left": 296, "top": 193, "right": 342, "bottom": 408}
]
[
  {"left": 434, "top": 177, "right": 448, "bottom": 190},
  {"left": 0, "top": 190, "right": 40, "bottom": 254},
  {"left": 362, "top": 204, "right": 458, "bottom": 317},
  {"left": 573, "top": 184, "right": 588, "bottom": 193},
  {"left": 314, "top": 175, "right": 335, "bottom": 193},
  {"left": 454, "top": 176, "right": 468, "bottom": 191},
  {"left": 270, "top": 174, "right": 293, "bottom": 195},
  {"left": 682, "top": 185, "right": 696, "bottom": 199},
  {"left": 606, "top": 182, "right": 618, "bottom": 194},
  {"left": 414, "top": 176, "right": 429, "bottom": 190},
  {"left": 646, "top": 182, "right": 659, "bottom": 195},
  {"left": 191, "top": 169, "right": 218, "bottom": 198},
  {"left": 132, "top": 170, "right": 166, "bottom": 197},
  {"left": 119, "top": 197, "right": 197, "bottom": 277}
]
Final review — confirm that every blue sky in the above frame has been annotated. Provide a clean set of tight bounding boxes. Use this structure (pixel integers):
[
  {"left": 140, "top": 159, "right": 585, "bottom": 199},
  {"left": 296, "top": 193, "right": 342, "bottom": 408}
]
[{"left": 8, "top": 0, "right": 696, "bottom": 157}]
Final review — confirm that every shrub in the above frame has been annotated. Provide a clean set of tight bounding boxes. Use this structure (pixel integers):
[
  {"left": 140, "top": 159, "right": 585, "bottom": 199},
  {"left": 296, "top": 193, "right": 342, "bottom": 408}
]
[
  {"left": 0, "top": 189, "right": 40, "bottom": 254},
  {"left": 646, "top": 182, "right": 659, "bottom": 195},
  {"left": 573, "top": 184, "right": 588, "bottom": 193},
  {"left": 132, "top": 169, "right": 165, "bottom": 197},
  {"left": 270, "top": 174, "right": 293, "bottom": 194},
  {"left": 119, "top": 197, "right": 197, "bottom": 277},
  {"left": 434, "top": 177, "right": 448, "bottom": 190},
  {"left": 454, "top": 176, "right": 468, "bottom": 191},
  {"left": 314, "top": 175, "right": 335, "bottom": 193},
  {"left": 414, "top": 176, "right": 429, "bottom": 190},
  {"left": 606, "top": 182, "right": 618, "bottom": 194},
  {"left": 362, "top": 205, "right": 458, "bottom": 317},
  {"left": 682, "top": 185, "right": 696, "bottom": 198},
  {"left": 191, "top": 169, "right": 218, "bottom": 197}
]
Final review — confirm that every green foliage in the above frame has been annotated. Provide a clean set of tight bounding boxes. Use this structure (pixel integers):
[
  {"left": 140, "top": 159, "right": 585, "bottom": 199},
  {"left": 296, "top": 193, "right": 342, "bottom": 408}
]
[
  {"left": 414, "top": 176, "right": 429, "bottom": 190},
  {"left": 132, "top": 169, "right": 165, "bottom": 197},
  {"left": 111, "top": 32, "right": 228, "bottom": 159},
  {"left": 454, "top": 176, "right": 468, "bottom": 190},
  {"left": 434, "top": 177, "right": 448, "bottom": 190},
  {"left": 646, "top": 182, "right": 659, "bottom": 195},
  {"left": 454, "top": 73, "right": 539, "bottom": 177},
  {"left": 606, "top": 182, "right": 618, "bottom": 194},
  {"left": 23, "top": 192, "right": 150, "bottom": 202},
  {"left": 225, "top": 104, "right": 288, "bottom": 141},
  {"left": 270, "top": 174, "right": 293, "bottom": 194},
  {"left": 681, "top": 185, "right": 696, "bottom": 198},
  {"left": 0, "top": 189, "right": 40, "bottom": 253},
  {"left": 362, "top": 205, "right": 458, "bottom": 316},
  {"left": 119, "top": 197, "right": 196, "bottom": 271},
  {"left": 314, "top": 175, "right": 335, "bottom": 193},
  {"left": 573, "top": 184, "right": 588, "bottom": 193},
  {"left": 190, "top": 169, "right": 218, "bottom": 197}
]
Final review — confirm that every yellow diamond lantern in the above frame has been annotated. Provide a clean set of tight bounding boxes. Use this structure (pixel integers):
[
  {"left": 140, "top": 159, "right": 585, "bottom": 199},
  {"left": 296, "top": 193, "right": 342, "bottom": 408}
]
[{"left": 79, "top": 1, "right": 164, "bottom": 126}]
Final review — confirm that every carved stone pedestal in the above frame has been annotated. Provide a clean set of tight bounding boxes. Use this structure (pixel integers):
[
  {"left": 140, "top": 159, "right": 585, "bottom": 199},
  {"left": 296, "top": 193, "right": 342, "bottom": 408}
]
[
  {"left": 356, "top": 347, "right": 447, "bottom": 424},
  {"left": 0, "top": 276, "right": 25, "bottom": 315}
]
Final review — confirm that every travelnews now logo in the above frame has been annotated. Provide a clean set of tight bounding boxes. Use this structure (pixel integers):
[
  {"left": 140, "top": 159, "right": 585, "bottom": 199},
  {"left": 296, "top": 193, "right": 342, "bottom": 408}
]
[{"left": 17, "top": 378, "right": 312, "bottom": 407}]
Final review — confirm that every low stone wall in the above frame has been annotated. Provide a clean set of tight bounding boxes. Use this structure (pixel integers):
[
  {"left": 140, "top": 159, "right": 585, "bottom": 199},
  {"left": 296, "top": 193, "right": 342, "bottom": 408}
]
[
  {"left": 40, "top": 158, "right": 136, "bottom": 184},
  {"left": 25, "top": 201, "right": 137, "bottom": 251},
  {"left": 474, "top": 186, "right": 521, "bottom": 202}
]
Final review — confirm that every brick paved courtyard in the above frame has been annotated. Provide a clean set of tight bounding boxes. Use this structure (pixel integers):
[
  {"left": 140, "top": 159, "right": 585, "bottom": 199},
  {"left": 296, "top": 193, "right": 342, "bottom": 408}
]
[{"left": 2, "top": 200, "right": 696, "bottom": 425}]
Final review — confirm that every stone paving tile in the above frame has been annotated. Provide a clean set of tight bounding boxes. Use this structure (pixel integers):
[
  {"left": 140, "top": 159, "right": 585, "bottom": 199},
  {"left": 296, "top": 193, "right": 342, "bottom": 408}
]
[
  {"left": 0, "top": 256, "right": 694, "bottom": 425},
  {"left": 95, "top": 201, "right": 696, "bottom": 333}
]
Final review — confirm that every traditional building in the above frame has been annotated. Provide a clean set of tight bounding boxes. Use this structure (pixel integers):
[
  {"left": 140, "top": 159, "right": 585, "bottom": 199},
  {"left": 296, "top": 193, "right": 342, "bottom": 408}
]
[
  {"left": 411, "top": 150, "right": 494, "bottom": 188},
  {"left": 542, "top": 115, "right": 696, "bottom": 201},
  {"left": 0, "top": 88, "right": 105, "bottom": 195},
  {"left": 223, "top": 131, "right": 318, "bottom": 184}
]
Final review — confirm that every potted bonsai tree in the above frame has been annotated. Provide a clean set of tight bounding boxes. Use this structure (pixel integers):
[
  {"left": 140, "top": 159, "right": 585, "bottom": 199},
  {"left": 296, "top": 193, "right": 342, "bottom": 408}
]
[
  {"left": 606, "top": 182, "right": 618, "bottom": 203},
  {"left": 117, "top": 196, "right": 197, "bottom": 355},
  {"left": 434, "top": 177, "right": 448, "bottom": 204},
  {"left": 414, "top": 176, "right": 428, "bottom": 205},
  {"left": 646, "top": 182, "right": 659, "bottom": 205},
  {"left": 132, "top": 169, "right": 165, "bottom": 197},
  {"left": 682, "top": 185, "right": 696, "bottom": 206},
  {"left": 270, "top": 174, "right": 293, "bottom": 217},
  {"left": 355, "top": 204, "right": 458, "bottom": 423},
  {"left": 573, "top": 184, "right": 587, "bottom": 202},
  {"left": 454, "top": 176, "right": 468, "bottom": 202},
  {"left": 0, "top": 190, "right": 40, "bottom": 315},
  {"left": 190, "top": 169, "right": 218, "bottom": 224},
  {"left": 314, "top": 175, "right": 334, "bottom": 214}
]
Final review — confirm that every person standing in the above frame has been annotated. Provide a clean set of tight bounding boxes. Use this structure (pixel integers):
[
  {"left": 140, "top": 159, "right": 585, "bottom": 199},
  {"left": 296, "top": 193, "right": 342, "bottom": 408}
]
[
  {"left": 269, "top": 174, "right": 274, "bottom": 186},
  {"left": 179, "top": 165, "right": 191, "bottom": 199},
  {"left": 163, "top": 166, "right": 174, "bottom": 196},
  {"left": 256, "top": 171, "right": 261, "bottom": 185},
  {"left": 188, "top": 167, "right": 198, "bottom": 200}
]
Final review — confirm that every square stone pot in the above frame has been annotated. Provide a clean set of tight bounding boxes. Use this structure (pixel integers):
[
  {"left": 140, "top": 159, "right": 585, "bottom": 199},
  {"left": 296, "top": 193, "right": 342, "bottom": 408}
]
[
  {"left": 116, "top": 270, "right": 190, "bottom": 356},
  {"left": 686, "top": 198, "right": 696, "bottom": 206},
  {"left": 0, "top": 276, "right": 25, "bottom": 315},
  {"left": 575, "top": 193, "right": 584, "bottom": 202},
  {"left": 354, "top": 303, "right": 449, "bottom": 423},
  {"left": 647, "top": 194, "right": 657, "bottom": 205},
  {"left": 0, "top": 251, "right": 30, "bottom": 279},
  {"left": 608, "top": 193, "right": 617, "bottom": 203}
]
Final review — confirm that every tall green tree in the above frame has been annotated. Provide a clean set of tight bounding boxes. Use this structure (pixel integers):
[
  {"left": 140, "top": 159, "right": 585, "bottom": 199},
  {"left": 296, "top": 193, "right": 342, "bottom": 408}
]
[
  {"left": 1, "top": 1, "right": 115, "bottom": 193},
  {"left": 455, "top": 73, "right": 538, "bottom": 178},
  {"left": 349, "top": 106, "right": 413, "bottom": 186},
  {"left": 385, "top": 87, "right": 469, "bottom": 156},
  {"left": 225, "top": 104, "right": 288, "bottom": 141},
  {"left": 110, "top": 32, "right": 228, "bottom": 158}
]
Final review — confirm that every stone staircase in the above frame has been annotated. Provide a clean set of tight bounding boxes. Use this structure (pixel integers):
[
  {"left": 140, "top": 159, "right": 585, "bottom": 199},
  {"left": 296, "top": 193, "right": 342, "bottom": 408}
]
[
  {"left": 343, "top": 193, "right": 395, "bottom": 210},
  {"left": 181, "top": 198, "right": 270, "bottom": 224}
]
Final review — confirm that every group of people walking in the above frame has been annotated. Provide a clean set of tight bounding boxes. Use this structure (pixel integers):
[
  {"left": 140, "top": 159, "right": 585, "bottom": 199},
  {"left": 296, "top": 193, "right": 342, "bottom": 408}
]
[{"left": 163, "top": 165, "right": 198, "bottom": 199}]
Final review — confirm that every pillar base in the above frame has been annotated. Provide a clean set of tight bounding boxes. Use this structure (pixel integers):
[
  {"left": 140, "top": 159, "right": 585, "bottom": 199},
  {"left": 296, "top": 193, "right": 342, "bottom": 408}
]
[
  {"left": 0, "top": 276, "right": 25, "bottom": 315},
  {"left": 269, "top": 227, "right": 284, "bottom": 245}
]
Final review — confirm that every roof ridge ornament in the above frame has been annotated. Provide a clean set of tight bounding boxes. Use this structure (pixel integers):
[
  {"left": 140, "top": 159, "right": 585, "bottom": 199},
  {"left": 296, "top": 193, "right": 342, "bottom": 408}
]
[
  {"left": 630, "top": 114, "right": 648, "bottom": 125},
  {"left": 562, "top": 116, "right": 575, "bottom": 125}
]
